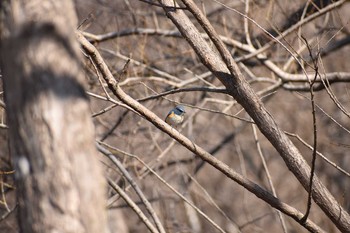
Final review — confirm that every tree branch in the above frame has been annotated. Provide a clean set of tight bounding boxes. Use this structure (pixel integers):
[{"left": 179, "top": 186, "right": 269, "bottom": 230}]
[
  {"left": 162, "top": 0, "right": 350, "bottom": 231},
  {"left": 77, "top": 31, "right": 326, "bottom": 233}
]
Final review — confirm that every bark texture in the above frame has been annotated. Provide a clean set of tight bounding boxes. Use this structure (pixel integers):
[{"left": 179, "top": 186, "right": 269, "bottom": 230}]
[
  {"left": 159, "top": 0, "right": 350, "bottom": 231},
  {"left": 0, "top": 1, "right": 108, "bottom": 232}
]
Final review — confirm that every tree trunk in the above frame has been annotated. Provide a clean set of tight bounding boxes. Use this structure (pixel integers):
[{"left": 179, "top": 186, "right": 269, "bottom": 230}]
[{"left": 0, "top": 1, "right": 108, "bottom": 232}]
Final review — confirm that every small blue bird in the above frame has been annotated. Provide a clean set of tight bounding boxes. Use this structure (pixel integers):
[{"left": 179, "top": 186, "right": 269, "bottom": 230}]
[{"left": 165, "top": 105, "right": 186, "bottom": 127}]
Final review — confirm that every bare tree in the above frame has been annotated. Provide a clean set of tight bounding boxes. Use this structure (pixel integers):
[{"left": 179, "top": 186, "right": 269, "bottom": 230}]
[
  {"left": 0, "top": 0, "right": 108, "bottom": 232},
  {"left": 1, "top": 0, "right": 350, "bottom": 232}
]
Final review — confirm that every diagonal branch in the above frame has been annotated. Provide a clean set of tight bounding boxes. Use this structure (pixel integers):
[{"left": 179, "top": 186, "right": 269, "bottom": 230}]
[
  {"left": 97, "top": 144, "right": 166, "bottom": 233},
  {"left": 77, "top": 31, "right": 326, "bottom": 233},
  {"left": 161, "top": 0, "right": 350, "bottom": 231}
]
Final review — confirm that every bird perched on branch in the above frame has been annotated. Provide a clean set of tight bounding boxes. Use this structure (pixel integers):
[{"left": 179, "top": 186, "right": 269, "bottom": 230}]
[{"left": 165, "top": 105, "right": 186, "bottom": 127}]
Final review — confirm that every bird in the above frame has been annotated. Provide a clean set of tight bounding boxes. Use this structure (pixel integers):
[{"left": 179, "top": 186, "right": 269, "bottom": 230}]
[{"left": 165, "top": 105, "right": 186, "bottom": 127}]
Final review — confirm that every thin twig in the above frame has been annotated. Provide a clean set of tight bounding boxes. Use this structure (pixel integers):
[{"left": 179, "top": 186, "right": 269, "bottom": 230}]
[
  {"left": 98, "top": 144, "right": 166, "bottom": 233},
  {"left": 101, "top": 144, "right": 227, "bottom": 233},
  {"left": 252, "top": 124, "right": 288, "bottom": 233},
  {"left": 107, "top": 177, "right": 160, "bottom": 233},
  {"left": 300, "top": 36, "right": 319, "bottom": 222},
  {"left": 187, "top": 173, "right": 241, "bottom": 232},
  {"left": 285, "top": 131, "right": 350, "bottom": 178},
  {"left": 0, "top": 203, "right": 17, "bottom": 222},
  {"left": 172, "top": 0, "right": 348, "bottom": 231},
  {"left": 77, "top": 32, "right": 326, "bottom": 232},
  {"left": 231, "top": 0, "right": 347, "bottom": 62}
]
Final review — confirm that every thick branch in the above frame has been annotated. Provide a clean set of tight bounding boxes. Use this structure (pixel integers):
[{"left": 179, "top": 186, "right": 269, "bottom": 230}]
[
  {"left": 161, "top": 0, "right": 350, "bottom": 231},
  {"left": 77, "top": 32, "right": 326, "bottom": 233}
]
